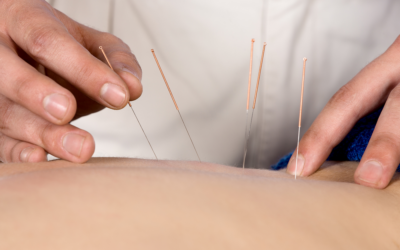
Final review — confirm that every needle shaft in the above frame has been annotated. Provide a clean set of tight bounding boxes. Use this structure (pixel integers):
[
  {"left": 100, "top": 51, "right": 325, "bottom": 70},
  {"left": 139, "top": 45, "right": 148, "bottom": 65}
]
[
  {"left": 295, "top": 126, "right": 301, "bottom": 180},
  {"left": 242, "top": 110, "right": 249, "bottom": 168},
  {"left": 242, "top": 109, "right": 256, "bottom": 168},
  {"left": 128, "top": 103, "right": 158, "bottom": 160},
  {"left": 178, "top": 111, "right": 201, "bottom": 162}
]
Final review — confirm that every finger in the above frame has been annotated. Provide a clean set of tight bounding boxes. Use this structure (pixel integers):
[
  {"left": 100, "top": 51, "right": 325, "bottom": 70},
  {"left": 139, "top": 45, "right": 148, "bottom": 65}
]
[
  {"left": 55, "top": 10, "right": 143, "bottom": 101},
  {"left": 0, "top": 95, "right": 95, "bottom": 163},
  {"left": 5, "top": 0, "right": 130, "bottom": 109},
  {"left": 0, "top": 133, "right": 47, "bottom": 163},
  {"left": 354, "top": 86, "right": 400, "bottom": 188},
  {"left": 0, "top": 36, "right": 77, "bottom": 125},
  {"left": 287, "top": 36, "right": 400, "bottom": 176},
  {"left": 91, "top": 38, "right": 143, "bottom": 101}
]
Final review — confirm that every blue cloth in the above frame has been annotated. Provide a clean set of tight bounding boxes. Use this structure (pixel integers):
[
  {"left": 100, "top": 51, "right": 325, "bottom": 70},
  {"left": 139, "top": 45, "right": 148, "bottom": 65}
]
[{"left": 271, "top": 107, "right": 400, "bottom": 172}]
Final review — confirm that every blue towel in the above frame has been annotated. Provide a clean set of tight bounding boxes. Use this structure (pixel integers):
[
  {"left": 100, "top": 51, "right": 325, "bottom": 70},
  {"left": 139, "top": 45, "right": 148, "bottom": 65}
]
[{"left": 271, "top": 107, "right": 400, "bottom": 172}]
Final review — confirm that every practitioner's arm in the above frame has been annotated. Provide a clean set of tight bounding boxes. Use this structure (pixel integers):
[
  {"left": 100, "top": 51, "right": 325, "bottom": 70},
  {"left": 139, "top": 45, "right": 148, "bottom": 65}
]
[
  {"left": 289, "top": 35, "right": 400, "bottom": 189},
  {"left": 0, "top": 0, "right": 142, "bottom": 164},
  {"left": 0, "top": 158, "right": 399, "bottom": 249}
]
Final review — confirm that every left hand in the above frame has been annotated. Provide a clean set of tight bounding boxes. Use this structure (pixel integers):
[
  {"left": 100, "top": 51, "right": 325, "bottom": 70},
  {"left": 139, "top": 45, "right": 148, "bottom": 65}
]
[{"left": 287, "top": 35, "right": 400, "bottom": 189}]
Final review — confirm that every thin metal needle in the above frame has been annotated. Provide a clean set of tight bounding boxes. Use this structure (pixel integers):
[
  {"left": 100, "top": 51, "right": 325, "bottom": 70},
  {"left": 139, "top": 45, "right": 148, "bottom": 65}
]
[
  {"left": 151, "top": 49, "right": 201, "bottom": 162},
  {"left": 243, "top": 42, "right": 266, "bottom": 169},
  {"left": 178, "top": 111, "right": 201, "bottom": 162},
  {"left": 242, "top": 110, "right": 254, "bottom": 169},
  {"left": 242, "top": 110, "right": 249, "bottom": 168},
  {"left": 128, "top": 103, "right": 158, "bottom": 160},
  {"left": 242, "top": 39, "right": 255, "bottom": 169},
  {"left": 99, "top": 46, "right": 158, "bottom": 160},
  {"left": 295, "top": 58, "right": 307, "bottom": 180}
]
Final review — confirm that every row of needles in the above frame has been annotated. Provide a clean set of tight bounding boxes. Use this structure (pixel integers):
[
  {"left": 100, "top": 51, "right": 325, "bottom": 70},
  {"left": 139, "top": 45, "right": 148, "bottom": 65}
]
[
  {"left": 101, "top": 43, "right": 307, "bottom": 179},
  {"left": 100, "top": 46, "right": 201, "bottom": 162},
  {"left": 241, "top": 40, "right": 308, "bottom": 180}
]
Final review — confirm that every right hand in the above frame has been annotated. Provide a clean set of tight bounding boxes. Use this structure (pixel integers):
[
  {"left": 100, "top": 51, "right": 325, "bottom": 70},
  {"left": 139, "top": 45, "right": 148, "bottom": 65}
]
[{"left": 0, "top": 0, "right": 143, "bottom": 163}]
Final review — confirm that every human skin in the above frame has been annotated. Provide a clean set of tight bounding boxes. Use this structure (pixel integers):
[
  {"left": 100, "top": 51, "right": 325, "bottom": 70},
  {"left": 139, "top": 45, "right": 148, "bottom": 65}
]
[
  {"left": 0, "top": 0, "right": 142, "bottom": 164},
  {"left": 288, "top": 35, "right": 400, "bottom": 189},
  {"left": 0, "top": 158, "right": 399, "bottom": 249}
]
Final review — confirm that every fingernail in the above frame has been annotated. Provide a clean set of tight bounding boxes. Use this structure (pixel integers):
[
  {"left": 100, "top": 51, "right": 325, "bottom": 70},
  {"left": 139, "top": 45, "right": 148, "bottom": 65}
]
[
  {"left": 100, "top": 83, "right": 126, "bottom": 107},
  {"left": 43, "top": 93, "right": 70, "bottom": 120},
  {"left": 20, "top": 147, "right": 35, "bottom": 162},
  {"left": 122, "top": 68, "right": 141, "bottom": 81},
  {"left": 287, "top": 153, "right": 305, "bottom": 176},
  {"left": 357, "top": 160, "right": 383, "bottom": 185},
  {"left": 63, "top": 133, "right": 86, "bottom": 157}
]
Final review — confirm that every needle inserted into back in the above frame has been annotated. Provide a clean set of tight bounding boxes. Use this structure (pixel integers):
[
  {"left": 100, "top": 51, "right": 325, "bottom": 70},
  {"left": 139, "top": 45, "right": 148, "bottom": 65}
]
[
  {"left": 242, "top": 39, "right": 255, "bottom": 169},
  {"left": 242, "top": 42, "right": 267, "bottom": 169},
  {"left": 151, "top": 49, "right": 201, "bottom": 162},
  {"left": 295, "top": 58, "right": 307, "bottom": 179},
  {"left": 99, "top": 46, "right": 158, "bottom": 160}
]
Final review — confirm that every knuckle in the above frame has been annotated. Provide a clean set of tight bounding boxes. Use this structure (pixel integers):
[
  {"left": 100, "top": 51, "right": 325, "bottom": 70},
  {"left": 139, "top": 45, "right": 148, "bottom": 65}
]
[
  {"left": 112, "top": 51, "right": 141, "bottom": 71},
  {"left": 328, "top": 84, "right": 353, "bottom": 107},
  {"left": 13, "top": 74, "right": 37, "bottom": 103},
  {"left": 3, "top": 0, "right": 20, "bottom": 17},
  {"left": 26, "top": 26, "right": 63, "bottom": 60},
  {"left": 38, "top": 122, "right": 55, "bottom": 149},
  {"left": 9, "top": 140, "right": 22, "bottom": 162},
  {"left": 327, "top": 84, "right": 361, "bottom": 119},
  {"left": 112, "top": 50, "right": 137, "bottom": 63},
  {"left": 369, "top": 132, "right": 400, "bottom": 151},
  {"left": 303, "top": 127, "right": 333, "bottom": 150},
  {"left": 72, "top": 61, "right": 95, "bottom": 86}
]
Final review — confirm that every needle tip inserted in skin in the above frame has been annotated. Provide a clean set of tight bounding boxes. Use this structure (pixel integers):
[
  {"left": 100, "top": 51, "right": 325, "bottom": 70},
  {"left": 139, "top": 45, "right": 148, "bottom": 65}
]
[{"left": 295, "top": 57, "right": 308, "bottom": 179}]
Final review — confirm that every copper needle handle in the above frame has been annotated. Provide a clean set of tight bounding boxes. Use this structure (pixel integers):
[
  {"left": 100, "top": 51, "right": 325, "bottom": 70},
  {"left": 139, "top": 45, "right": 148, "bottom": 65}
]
[
  {"left": 246, "top": 39, "right": 255, "bottom": 111},
  {"left": 299, "top": 58, "right": 307, "bottom": 128},
  {"left": 99, "top": 46, "right": 114, "bottom": 70},
  {"left": 151, "top": 49, "right": 179, "bottom": 111},
  {"left": 252, "top": 42, "right": 267, "bottom": 109}
]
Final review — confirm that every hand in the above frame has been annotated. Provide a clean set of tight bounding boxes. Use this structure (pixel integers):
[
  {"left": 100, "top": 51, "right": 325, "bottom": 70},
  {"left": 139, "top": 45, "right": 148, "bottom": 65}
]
[
  {"left": 0, "top": 0, "right": 142, "bottom": 163},
  {"left": 287, "top": 35, "right": 400, "bottom": 189}
]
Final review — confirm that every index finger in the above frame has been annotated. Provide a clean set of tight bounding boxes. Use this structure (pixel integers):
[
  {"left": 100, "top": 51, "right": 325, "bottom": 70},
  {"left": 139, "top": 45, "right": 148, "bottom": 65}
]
[{"left": 4, "top": 0, "right": 130, "bottom": 109}]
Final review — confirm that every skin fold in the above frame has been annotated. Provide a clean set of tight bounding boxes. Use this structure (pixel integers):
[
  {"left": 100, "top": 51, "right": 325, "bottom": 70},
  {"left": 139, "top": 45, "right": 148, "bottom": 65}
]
[{"left": 0, "top": 158, "right": 399, "bottom": 249}]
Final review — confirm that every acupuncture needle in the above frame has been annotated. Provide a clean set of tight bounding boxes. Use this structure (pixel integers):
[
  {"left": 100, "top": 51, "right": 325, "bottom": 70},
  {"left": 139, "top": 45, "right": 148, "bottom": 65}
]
[
  {"left": 242, "top": 42, "right": 267, "bottom": 169},
  {"left": 151, "top": 49, "right": 201, "bottom": 162},
  {"left": 241, "top": 39, "right": 255, "bottom": 169},
  {"left": 99, "top": 46, "right": 158, "bottom": 160},
  {"left": 295, "top": 58, "right": 307, "bottom": 179}
]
